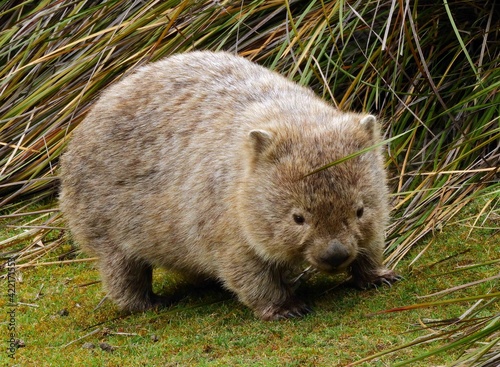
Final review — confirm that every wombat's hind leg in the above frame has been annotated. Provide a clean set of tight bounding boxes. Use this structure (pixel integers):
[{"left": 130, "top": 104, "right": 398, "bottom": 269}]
[{"left": 98, "top": 249, "right": 166, "bottom": 311}]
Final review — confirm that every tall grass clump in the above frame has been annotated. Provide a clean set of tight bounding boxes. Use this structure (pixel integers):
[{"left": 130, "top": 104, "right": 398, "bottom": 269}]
[{"left": 0, "top": 1, "right": 498, "bottom": 365}]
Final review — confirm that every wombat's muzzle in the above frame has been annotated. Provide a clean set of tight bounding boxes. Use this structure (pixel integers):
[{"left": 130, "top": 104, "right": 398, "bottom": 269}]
[{"left": 317, "top": 239, "right": 352, "bottom": 271}]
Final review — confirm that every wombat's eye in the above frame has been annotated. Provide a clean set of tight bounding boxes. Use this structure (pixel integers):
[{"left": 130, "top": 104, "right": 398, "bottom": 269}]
[
  {"left": 293, "top": 214, "right": 305, "bottom": 225},
  {"left": 356, "top": 207, "right": 364, "bottom": 218}
]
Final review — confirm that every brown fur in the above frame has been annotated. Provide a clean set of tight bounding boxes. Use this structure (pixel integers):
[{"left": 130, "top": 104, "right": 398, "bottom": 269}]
[{"left": 59, "top": 51, "right": 399, "bottom": 320}]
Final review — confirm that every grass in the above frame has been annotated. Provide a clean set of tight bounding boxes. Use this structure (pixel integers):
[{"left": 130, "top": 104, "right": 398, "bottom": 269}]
[{"left": 1, "top": 198, "right": 498, "bottom": 366}]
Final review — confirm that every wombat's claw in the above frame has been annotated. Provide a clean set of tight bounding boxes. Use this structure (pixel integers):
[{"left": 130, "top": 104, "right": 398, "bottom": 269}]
[
  {"left": 380, "top": 278, "right": 393, "bottom": 287},
  {"left": 373, "top": 270, "right": 403, "bottom": 287},
  {"left": 287, "top": 305, "right": 313, "bottom": 318},
  {"left": 275, "top": 311, "right": 302, "bottom": 320},
  {"left": 374, "top": 272, "right": 401, "bottom": 288},
  {"left": 276, "top": 308, "right": 310, "bottom": 320},
  {"left": 351, "top": 268, "right": 402, "bottom": 290},
  {"left": 259, "top": 301, "right": 312, "bottom": 321}
]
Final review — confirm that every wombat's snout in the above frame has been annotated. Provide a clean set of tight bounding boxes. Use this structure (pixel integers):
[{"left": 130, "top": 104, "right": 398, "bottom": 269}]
[{"left": 319, "top": 240, "right": 352, "bottom": 270}]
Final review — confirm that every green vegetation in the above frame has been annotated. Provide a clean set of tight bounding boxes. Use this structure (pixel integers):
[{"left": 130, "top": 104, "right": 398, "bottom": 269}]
[
  {"left": 1, "top": 1, "right": 498, "bottom": 366},
  {"left": 1, "top": 203, "right": 498, "bottom": 366}
]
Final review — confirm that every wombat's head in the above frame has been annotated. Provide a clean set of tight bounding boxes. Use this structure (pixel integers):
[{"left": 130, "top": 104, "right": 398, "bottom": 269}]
[{"left": 238, "top": 113, "right": 388, "bottom": 273}]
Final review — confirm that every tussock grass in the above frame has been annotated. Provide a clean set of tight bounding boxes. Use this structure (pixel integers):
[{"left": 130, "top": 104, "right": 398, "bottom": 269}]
[{"left": 1, "top": 1, "right": 499, "bottom": 365}]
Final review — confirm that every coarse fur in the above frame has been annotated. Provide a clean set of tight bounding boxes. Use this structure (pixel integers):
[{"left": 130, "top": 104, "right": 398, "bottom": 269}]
[{"left": 59, "top": 51, "right": 399, "bottom": 320}]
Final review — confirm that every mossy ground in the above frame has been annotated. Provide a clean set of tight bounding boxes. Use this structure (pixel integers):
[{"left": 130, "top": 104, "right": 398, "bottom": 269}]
[{"left": 1, "top": 203, "right": 498, "bottom": 367}]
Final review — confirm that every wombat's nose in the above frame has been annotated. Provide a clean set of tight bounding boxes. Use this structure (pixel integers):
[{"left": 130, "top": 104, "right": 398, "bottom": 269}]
[{"left": 321, "top": 240, "right": 351, "bottom": 268}]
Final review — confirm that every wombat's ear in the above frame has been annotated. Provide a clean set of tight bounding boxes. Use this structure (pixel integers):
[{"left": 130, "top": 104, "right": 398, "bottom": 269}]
[
  {"left": 359, "top": 115, "right": 378, "bottom": 140},
  {"left": 248, "top": 129, "right": 274, "bottom": 155}
]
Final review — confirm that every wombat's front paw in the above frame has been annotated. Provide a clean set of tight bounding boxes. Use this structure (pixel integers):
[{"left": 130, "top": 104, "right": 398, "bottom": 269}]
[
  {"left": 351, "top": 268, "right": 402, "bottom": 290},
  {"left": 257, "top": 298, "right": 312, "bottom": 321}
]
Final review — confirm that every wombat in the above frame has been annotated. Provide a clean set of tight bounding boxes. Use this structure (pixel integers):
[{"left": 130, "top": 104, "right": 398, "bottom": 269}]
[{"left": 59, "top": 51, "right": 400, "bottom": 320}]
